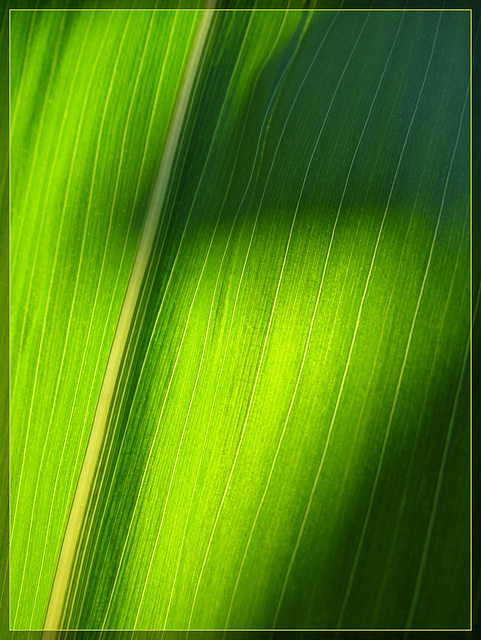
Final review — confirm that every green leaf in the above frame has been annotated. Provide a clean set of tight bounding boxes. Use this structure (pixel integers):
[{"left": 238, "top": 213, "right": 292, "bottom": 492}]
[{"left": 10, "top": 7, "right": 470, "bottom": 631}]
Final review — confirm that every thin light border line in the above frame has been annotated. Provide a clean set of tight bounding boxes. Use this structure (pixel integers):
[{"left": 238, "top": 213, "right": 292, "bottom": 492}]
[
  {"left": 7, "top": 5, "right": 10, "bottom": 632},
  {"left": 9, "top": 6, "right": 473, "bottom": 635},
  {"left": 469, "top": 5, "right": 473, "bottom": 634},
  {"left": 17, "top": 628, "right": 475, "bottom": 632},
  {"left": 7, "top": 6, "right": 472, "bottom": 634},
  {"left": 8, "top": 7, "right": 474, "bottom": 10}
]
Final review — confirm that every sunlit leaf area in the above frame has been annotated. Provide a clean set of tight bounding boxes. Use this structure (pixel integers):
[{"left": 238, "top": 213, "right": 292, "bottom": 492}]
[{"left": 9, "top": 5, "right": 471, "bottom": 632}]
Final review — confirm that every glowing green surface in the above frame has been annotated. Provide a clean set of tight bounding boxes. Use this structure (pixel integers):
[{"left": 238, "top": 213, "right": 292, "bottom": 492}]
[{"left": 10, "top": 7, "right": 470, "bottom": 631}]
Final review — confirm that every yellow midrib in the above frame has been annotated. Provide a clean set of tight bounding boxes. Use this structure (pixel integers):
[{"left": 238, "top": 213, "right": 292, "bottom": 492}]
[{"left": 42, "top": 6, "right": 215, "bottom": 632}]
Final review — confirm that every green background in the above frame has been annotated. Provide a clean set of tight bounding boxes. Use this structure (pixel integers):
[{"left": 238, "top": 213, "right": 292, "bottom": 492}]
[{"left": 3, "top": 0, "right": 480, "bottom": 636}]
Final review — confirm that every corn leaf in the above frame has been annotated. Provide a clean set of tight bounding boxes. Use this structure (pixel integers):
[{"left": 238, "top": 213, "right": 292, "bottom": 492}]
[{"left": 10, "top": 6, "right": 471, "bottom": 632}]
